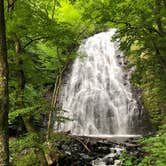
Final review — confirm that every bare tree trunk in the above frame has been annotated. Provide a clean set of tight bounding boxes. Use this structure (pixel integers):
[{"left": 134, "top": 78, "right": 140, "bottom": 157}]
[
  {"left": 47, "top": 75, "right": 62, "bottom": 140},
  {"left": 0, "top": 0, "right": 9, "bottom": 165},
  {"left": 46, "top": 61, "right": 69, "bottom": 141}
]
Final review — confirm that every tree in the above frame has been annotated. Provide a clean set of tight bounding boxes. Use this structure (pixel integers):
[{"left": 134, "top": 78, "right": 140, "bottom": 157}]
[{"left": 0, "top": 0, "right": 9, "bottom": 165}]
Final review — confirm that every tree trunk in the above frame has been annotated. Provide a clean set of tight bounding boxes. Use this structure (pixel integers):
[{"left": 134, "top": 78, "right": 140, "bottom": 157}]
[
  {"left": 14, "top": 37, "right": 48, "bottom": 166},
  {"left": 0, "top": 0, "right": 9, "bottom": 165},
  {"left": 155, "top": 0, "right": 165, "bottom": 36}
]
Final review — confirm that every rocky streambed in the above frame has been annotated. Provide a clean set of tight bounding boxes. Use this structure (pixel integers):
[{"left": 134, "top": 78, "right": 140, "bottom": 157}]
[{"left": 52, "top": 135, "right": 142, "bottom": 166}]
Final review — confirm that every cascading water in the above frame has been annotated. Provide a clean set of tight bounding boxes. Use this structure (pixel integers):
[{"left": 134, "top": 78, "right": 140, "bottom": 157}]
[{"left": 57, "top": 30, "right": 143, "bottom": 136}]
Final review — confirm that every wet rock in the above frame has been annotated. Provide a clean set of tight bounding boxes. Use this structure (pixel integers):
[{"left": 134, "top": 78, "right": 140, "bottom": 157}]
[
  {"left": 104, "top": 153, "right": 116, "bottom": 158},
  {"left": 123, "top": 83, "right": 127, "bottom": 86},
  {"left": 114, "top": 160, "right": 121, "bottom": 166},
  {"left": 79, "top": 153, "right": 92, "bottom": 161},
  {"left": 96, "top": 146, "right": 110, "bottom": 154},
  {"left": 56, "top": 136, "right": 141, "bottom": 166},
  {"left": 116, "top": 55, "right": 121, "bottom": 58},
  {"left": 103, "top": 153, "right": 116, "bottom": 165},
  {"left": 92, "top": 159, "right": 106, "bottom": 166},
  {"left": 110, "top": 148, "right": 116, "bottom": 153},
  {"left": 65, "top": 151, "right": 71, "bottom": 155},
  {"left": 105, "top": 158, "right": 114, "bottom": 165}
]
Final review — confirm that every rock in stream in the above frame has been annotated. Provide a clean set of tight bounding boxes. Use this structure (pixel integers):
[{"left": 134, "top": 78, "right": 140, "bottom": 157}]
[{"left": 52, "top": 135, "right": 141, "bottom": 166}]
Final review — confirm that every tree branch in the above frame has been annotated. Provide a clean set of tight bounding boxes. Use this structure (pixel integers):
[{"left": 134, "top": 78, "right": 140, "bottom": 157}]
[
  {"left": 51, "top": 0, "right": 56, "bottom": 19},
  {"left": 109, "top": 19, "right": 133, "bottom": 28},
  {"left": 23, "top": 36, "right": 50, "bottom": 49},
  {"left": 7, "top": 0, "right": 17, "bottom": 13}
]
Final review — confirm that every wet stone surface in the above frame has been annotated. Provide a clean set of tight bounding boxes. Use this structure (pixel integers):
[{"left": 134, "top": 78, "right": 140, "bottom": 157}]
[{"left": 53, "top": 136, "right": 141, "bottom": 166}]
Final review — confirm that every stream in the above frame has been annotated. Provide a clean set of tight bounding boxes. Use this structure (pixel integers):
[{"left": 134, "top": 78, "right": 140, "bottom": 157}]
[{"left": 55, "top": 135, "right": 142, "bottom": 166}]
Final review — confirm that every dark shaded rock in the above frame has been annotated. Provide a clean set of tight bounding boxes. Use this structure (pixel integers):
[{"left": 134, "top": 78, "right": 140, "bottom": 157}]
[
  {"left": 116, "top": 55, "right": 121, "bottom": 58},
  {"left": 96, "top": 146, "right": 110, "bottom": 154},
  {"left": 105, "top": 157, "right": 114, "bottom": 165}
]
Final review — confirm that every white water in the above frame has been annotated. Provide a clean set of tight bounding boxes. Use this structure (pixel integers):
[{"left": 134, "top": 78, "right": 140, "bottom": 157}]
[
  {"left": 57, "top": 30, "right": 142, "bottom": 135},
  {"left": 81, "top": 134, "right": 142, "bottom": 138}
]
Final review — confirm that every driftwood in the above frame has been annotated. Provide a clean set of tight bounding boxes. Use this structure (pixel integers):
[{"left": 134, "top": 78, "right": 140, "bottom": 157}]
[
  {"left": 66, "top": 133, "right": 140, "bottom": 150},
  {"left": 68, "top": 134, "right": 91, "bottom": 152}
]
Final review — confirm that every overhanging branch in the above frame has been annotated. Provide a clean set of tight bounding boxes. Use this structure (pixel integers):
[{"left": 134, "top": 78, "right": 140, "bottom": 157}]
[{"left": 23, "top": 36, "right": 50, "bottom": 49}]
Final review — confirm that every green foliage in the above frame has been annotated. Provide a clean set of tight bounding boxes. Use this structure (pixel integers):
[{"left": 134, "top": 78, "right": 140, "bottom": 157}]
[
  {"left": 10, "top": 133, "right": 41, "bottom": 153},
  {"left": 14, "top": 152, "right": 39, "bottom": 166},
  {"left": 129, "top": 51, "right": 166, "bottom": 127},
  {"left": 9, "top": 132, "right": 70, "bottom": 166},
  {"left": 9, "top": 107, "right": 37, "bottom": 125},
  {"left": 45, "top": 132, "right": 71, "bottom": 152},
  {"left": 120, "top": 151, "right": 139, "bottom": 166},
  {"left": 139, "top": 125, "right": 166, "bottom": 166},
  {"left": 120, "top": 125, "right": 166, "bottom": 166},
  {"left": 5, "top": 0, "right": 166, "bottom": 165},
  {"left": 9, "top": 133, "right": 43, "bottom": 166},
  {"left": 56, "top": 1, "right": 83, "bottom": 24}
]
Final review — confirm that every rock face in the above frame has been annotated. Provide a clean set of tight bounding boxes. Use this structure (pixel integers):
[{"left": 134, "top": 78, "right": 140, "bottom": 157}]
[{"left": 53, "top": 135, "right": 142, "bottom": 166}]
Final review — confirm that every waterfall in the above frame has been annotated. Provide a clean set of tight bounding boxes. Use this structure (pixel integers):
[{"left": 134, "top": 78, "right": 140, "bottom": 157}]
[{"left": 57, "top": 30, "right": 143, "bottom": 136}]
